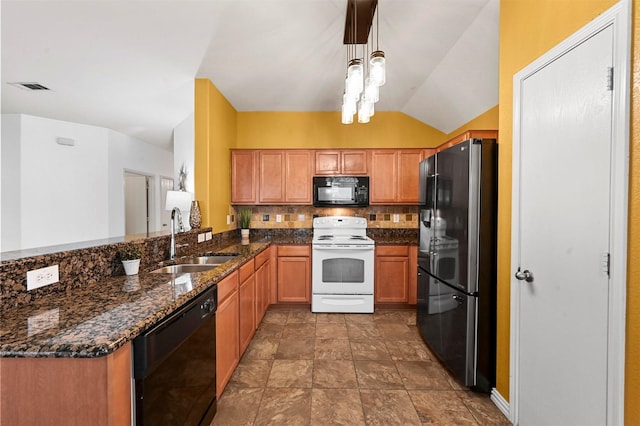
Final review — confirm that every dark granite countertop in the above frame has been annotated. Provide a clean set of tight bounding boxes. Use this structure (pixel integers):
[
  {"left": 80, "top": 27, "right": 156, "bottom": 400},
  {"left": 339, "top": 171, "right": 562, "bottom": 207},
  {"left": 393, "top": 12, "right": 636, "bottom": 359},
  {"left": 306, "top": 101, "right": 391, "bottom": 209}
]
[
  {"left": 0, "top": 230, "right": 415, "bottom": 359},
  {"left": 0, "top": 241, "right": 270, "bottom": 358},
  {"left": 371, "top": 235, "right": 419, "bottom": 245}
]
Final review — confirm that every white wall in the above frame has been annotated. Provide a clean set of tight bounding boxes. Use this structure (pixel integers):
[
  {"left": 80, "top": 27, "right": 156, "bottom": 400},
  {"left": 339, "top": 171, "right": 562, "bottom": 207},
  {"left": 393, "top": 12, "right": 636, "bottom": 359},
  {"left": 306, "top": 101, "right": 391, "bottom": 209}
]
[
  {"left": 172, "top": 113, "right": 195, "bottom": 230},
  {"left": 173, "top": 113, "right": 195, "bottom": 192},
  {"left": 1, "top": 114, "right": 22, "bottom": 251},
  {"left": 107, "top": 129, "right": 173, "bottom": 237},
  {"left": 1, "top": 114, "right": 173, "bottom": 252}
]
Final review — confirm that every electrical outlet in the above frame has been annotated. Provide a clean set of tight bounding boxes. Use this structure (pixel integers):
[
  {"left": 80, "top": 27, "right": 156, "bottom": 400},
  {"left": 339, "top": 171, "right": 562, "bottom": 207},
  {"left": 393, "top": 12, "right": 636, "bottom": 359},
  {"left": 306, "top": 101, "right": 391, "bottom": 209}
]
[
  {"left": 198, "top": 233, "right": 206, "bottom": 243},
  {"left": 226, "top": 215, "right": 231, "bottom": 225},
  {"left": 298, "top": 214, "right": 305, "bottom": 221},
  {"left": 276, "top": 214, "right": 282, "bottom": 223},
  {"left": 26, "top": 265, "right": 59, "bottom": 290},
  {"left": 393, "top": 213, "right": 400, "bottom": 223}
]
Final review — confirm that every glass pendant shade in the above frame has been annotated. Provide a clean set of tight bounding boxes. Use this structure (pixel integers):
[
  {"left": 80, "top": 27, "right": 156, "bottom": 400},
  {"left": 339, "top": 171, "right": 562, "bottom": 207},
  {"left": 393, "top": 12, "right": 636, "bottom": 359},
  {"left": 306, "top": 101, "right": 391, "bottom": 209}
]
[
  {"left": 341, "top": 103, "right": 354, "bottom": 124},
  {"left": 343, "top": 93, "right": 356, "bottom": 115},
  {"left": 370, "top": 50, "right": 386, "bottom": 86},
  {"left": 357, "top": 99, "right": 371, "bottom": 123},
  {"left": 364, "top": 77, "right": 379, "bottom": 103},
  {"left": 347, "top": 59, "right": 364, "bottom": 97}
]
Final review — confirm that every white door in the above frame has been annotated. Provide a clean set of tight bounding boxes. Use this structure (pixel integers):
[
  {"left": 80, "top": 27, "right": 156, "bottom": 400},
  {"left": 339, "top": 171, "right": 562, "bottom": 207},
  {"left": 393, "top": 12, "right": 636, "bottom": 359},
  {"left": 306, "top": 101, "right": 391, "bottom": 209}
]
[
  {"left": 124, "top": 172, "right": 149, "bottom": 235},
  {"left": 512, "top": 26, "right": 613, "bottom": 425}
]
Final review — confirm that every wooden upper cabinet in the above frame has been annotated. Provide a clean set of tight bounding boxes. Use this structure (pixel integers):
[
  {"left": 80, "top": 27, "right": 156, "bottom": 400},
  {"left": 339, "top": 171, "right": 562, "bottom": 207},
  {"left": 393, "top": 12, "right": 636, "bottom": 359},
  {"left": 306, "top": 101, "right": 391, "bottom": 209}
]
[
  {"left": 257, "top": 150, "right": 312, "bottom": 205},
  {"left": 370, "top": 149, "right": 426, "bottom": 204},
  {"left": 231, "top": 150, "right": 257, "bottom": 204},
  {"left": 369, "top": 150, "right": 399, "bottom": 203},
  {"left": 285, "top": 151, "right": 312, "bottom": 203},
  {"left": 397, "top": 150, "right": 424, "bottom": 203},
  {"left": 314, "top": 151, "right": 341, "bottom": 175},
  {"left": 314, "top": 150, "right": 367, "bottom": 175},
  {"left": 258, "top": 151, "right": 285, "bottom": 204}
]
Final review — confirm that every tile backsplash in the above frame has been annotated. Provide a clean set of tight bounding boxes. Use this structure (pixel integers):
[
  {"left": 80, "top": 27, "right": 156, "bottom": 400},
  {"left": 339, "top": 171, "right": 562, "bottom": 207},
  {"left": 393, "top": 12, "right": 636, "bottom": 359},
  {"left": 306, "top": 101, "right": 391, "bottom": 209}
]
[{"left": 231, "top": 206, "right": 419, "bottom": 229}]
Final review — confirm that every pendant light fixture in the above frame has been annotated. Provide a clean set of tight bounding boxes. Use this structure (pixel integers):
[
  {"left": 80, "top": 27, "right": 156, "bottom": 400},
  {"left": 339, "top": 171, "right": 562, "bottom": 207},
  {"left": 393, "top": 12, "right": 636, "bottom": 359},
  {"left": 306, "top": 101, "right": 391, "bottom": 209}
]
[{"left": 341, "top": 0, "right": 384, "bottom": 125}]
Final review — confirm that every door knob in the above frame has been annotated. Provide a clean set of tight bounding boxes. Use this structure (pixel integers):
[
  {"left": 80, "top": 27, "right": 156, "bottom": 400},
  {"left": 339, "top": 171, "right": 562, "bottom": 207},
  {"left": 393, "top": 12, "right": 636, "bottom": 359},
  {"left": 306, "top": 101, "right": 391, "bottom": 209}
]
[{"left": 515, "top": 269, "right": 534, "bottom": 282}]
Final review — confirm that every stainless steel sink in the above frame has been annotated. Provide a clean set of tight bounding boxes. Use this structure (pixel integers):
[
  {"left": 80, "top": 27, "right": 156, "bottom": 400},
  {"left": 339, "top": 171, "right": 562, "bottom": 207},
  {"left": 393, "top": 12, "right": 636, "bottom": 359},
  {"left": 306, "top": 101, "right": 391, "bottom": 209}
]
[
  {"left": 178, "top": 255, "right": 237, "bottom": 265},
  {"left": 151, "top": 264, "right": 219, "bottom": 274}
]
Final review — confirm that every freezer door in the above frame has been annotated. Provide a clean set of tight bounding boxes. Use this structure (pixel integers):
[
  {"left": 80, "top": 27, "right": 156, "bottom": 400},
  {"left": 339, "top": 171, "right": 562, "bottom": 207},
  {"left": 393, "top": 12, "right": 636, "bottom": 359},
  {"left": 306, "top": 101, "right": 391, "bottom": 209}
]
[
  {"left": 418, "top": 155, "right": 436, "bottom": 274},
  {"left": 417, "top": 270, "right": 477, "bottom": 387}
]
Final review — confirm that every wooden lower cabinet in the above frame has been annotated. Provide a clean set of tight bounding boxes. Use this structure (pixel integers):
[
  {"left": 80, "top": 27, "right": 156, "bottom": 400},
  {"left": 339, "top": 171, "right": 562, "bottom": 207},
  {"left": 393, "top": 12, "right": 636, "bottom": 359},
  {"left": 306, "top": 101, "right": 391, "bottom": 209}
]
[
  {"left": 375, "top": 245, "right": 410, "bottom": 303},
  {"left": 0, "top": 342, "right": 131, "bottom": 426},
  {"left": 216, "top": 270, "right": 240, "bottom": 396},
  {"left": 238, "top": 260, "right": 256, "bottom": 355},
  {"left": 276, "top": 245, "right": 311, "bottom": 303}
]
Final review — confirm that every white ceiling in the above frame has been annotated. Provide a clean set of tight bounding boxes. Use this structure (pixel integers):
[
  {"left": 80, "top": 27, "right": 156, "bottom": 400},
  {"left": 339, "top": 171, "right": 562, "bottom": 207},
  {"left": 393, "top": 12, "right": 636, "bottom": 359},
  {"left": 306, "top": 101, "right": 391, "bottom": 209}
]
[{"left": 1, "top": 0, "right": 499, "bottom": 150}]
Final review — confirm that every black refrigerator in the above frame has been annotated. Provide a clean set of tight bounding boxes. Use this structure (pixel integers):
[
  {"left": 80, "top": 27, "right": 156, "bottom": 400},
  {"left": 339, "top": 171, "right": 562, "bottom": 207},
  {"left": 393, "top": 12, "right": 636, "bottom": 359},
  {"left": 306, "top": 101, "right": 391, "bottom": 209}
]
[{"left": 416, "top": 137, "right": 497, "bottom": 393}]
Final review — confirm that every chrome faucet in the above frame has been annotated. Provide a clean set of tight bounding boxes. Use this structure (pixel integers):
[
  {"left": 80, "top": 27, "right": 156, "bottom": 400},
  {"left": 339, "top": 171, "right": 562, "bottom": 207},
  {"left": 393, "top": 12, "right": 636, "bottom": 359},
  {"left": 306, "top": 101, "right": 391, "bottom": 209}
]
[{"left": 170, "top": 207, "right": 183, "bottom": 259}]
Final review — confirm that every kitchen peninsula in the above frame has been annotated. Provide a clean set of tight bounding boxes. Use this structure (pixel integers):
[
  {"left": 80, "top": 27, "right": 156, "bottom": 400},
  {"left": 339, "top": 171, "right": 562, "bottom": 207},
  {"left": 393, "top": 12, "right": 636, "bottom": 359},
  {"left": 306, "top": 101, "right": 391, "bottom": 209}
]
[{"left": 0, "top": 224, "right": 417, "bottom": 424}]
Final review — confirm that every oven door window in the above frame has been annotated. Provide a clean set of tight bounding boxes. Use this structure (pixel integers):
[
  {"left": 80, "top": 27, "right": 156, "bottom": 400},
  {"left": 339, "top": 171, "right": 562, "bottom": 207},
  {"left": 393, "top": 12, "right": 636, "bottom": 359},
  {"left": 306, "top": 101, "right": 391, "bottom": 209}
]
[
  {"left": 318, "top": 186, "right": 353, "bottom": 202},
  {"left": 322, "top": 258, "right": 364, "bottom": 283}
]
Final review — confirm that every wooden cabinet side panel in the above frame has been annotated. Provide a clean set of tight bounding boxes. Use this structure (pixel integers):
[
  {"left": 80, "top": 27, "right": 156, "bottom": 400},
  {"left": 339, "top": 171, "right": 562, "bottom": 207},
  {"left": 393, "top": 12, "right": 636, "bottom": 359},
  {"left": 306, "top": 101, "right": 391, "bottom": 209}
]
[
  {"left": 277, "top": 257, "right": 311, "bottom": 303},
  {"left": 216, "top": 291, "right": 239, "bottom": 396},
  {"left": 231, "top": 150, "right": 257, "bottom": 204},
  {"left": 375, "top": 256, "right": 410, "bottom": 303},
  {"left": 369, "top": 150, "right": 398, "bottom": 203},
  {"left": 408, "top": 245, "right": 418, "bottom": 305},
  {"left": 107, "top": 342, "right": 133, "bottom": 426},
  {"left": 285, "top": 151, "right": 313, "bottom": 204},
  {"left": 259, "top": 151, "right": 285, "bottom": 203},
  {"left": 269, "top": 245, "right": 278, "bottom": 304},
  {"left": 397, "top": 150, "right": 423, "bottom": 203},
  {"left": 0, "top": 343, "right": 131, "bottom": 426}
]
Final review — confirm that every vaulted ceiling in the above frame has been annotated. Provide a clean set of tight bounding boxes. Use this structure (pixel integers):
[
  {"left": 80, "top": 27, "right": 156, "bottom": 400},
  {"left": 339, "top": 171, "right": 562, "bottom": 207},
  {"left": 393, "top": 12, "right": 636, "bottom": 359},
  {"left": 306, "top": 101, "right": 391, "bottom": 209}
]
[{"left": 1, "top": 0, "right": 499, "bottom": 150}]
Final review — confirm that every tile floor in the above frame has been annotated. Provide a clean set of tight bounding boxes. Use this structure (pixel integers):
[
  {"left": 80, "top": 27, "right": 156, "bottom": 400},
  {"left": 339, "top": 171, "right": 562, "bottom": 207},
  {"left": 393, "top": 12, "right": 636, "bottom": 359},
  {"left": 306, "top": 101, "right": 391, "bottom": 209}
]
[{"left": 211, "top": 308, "right": 510, "bottom": 425}]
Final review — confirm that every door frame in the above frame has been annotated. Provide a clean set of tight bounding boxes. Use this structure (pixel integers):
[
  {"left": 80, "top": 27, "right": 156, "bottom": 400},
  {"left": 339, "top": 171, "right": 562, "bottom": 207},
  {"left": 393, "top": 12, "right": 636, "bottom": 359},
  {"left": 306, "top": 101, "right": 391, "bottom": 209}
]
[{"left": 509, "top": 1, "right": 630, "bottom": 425}]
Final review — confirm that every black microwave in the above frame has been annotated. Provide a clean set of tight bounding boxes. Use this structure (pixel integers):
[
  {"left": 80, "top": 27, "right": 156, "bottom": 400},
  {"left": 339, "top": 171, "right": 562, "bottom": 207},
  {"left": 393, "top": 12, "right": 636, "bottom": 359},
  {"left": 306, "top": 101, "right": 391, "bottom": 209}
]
[{"left": 313, "top": 176, "right": 369, "bottom": 207}]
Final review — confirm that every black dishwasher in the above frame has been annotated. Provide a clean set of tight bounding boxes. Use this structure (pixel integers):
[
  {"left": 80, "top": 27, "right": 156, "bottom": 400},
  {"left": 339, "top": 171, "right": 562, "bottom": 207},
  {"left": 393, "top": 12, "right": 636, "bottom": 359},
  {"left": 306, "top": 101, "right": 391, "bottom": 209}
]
[{"left": 133, "top": 286, "right": 217, "bottom": 425}]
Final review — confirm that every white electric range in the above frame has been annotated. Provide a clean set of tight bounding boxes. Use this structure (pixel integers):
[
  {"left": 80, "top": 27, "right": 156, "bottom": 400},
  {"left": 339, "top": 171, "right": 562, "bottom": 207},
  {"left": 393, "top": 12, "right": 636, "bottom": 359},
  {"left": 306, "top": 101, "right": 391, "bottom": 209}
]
[{"left": 311, "top": 216, "right": 375, "bottom": 313}]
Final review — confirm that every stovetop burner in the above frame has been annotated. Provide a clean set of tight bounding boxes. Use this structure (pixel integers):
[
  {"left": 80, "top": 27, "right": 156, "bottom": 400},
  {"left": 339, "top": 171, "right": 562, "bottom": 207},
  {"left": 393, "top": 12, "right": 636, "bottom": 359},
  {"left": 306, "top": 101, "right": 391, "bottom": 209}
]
[{"left": 312, "top": 216, "right": 374, "bottom": 246}]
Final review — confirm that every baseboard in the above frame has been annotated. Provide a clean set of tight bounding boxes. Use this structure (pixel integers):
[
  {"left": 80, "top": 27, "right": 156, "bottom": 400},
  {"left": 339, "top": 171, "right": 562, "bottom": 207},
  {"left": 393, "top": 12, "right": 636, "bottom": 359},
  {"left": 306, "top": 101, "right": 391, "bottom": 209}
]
[{"left": 490, "top": 388, "right": 511, "bottom": 421}]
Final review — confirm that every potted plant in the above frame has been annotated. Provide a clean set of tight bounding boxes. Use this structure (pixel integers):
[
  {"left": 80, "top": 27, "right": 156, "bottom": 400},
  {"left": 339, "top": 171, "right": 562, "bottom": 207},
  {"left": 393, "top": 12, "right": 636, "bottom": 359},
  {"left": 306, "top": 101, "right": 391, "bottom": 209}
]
[
  {"left": 119, "top": 244, "right": 142, "bottom": 276},
  {"left": 238, "top": 208, "right": 252, "bottom": 242}
]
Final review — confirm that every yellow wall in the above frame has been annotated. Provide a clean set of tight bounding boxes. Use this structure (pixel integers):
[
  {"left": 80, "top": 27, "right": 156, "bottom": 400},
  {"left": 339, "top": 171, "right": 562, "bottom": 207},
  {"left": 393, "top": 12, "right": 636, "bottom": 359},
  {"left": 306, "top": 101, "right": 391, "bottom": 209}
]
[
  {"left": 498, "top": 2, "right": 640, "bottom": 424},
  {"left": 194, "top": 79, "right": 237, "bottom": 233},
  {"left": 236, "top": 111, "right": 446, "bottom": 149}
]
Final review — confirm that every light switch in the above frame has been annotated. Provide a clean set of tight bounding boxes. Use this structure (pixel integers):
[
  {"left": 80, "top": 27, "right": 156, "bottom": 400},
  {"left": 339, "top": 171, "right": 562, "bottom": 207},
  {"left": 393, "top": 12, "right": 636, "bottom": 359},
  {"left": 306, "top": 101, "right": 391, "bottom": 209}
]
[{"left": 276, "top": 214, "right": 282, "bottom": 223}]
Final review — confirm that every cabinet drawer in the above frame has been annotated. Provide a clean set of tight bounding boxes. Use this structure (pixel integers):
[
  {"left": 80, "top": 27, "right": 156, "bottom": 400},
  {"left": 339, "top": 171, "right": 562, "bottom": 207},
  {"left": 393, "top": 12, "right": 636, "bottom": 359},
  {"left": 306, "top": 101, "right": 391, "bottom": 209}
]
[
  {"left": 277, "top": 245, "right": 310, "bottom": 257},
  {"left": 239, "top": 259, "right": 255, "bottom": 282},
  {"left": 376, "top": 245, "right": 409, "bottom": 257},
  {"left": 217, "top": 270, "right": 239, "bottom": 303},
  {"left": 255, "top": 248, "right": 270, "bottom": 269}
]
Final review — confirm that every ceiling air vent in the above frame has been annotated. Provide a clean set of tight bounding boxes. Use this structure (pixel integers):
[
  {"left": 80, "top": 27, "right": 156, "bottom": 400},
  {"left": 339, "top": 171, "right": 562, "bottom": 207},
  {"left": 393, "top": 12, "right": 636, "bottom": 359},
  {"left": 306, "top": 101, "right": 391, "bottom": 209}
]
[{"left": 9, "top": 82, "right": 50, "bottom": 91}]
